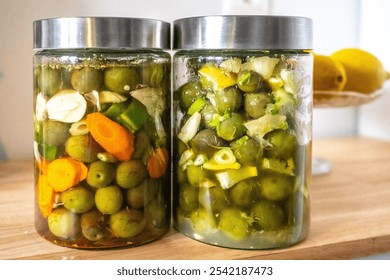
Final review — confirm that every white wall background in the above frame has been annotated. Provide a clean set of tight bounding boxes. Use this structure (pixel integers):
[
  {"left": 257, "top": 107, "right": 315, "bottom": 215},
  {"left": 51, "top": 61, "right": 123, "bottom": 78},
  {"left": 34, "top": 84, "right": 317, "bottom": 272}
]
[
  {"left": 0, "top": 0, "right": 388, "bottom": 160},
  {"left": 358, "top": 0, "right": 390, "bottom": 140}
]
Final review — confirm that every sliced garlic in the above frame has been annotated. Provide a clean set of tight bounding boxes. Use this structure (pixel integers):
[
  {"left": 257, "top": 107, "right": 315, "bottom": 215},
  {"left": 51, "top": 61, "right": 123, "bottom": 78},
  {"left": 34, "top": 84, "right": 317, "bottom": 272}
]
[
  {"left": 35, "top": 93, "right": 47, "bottom": 121},
  {"left": 46, "top": 90, "right": 87, "bottom": 123}
]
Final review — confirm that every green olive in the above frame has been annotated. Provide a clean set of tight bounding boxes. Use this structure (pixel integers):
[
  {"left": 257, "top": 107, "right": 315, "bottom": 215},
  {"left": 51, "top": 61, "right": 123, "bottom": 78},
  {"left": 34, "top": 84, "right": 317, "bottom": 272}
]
[
  {"left": 176, "top": 165, "right": 187, "bottom": 185},
  {"left": 48, "top": 208, "right": 80, "bottom": 239},
  {"left": 230, "top": 178, "right": 257, "bottom": 208},
  {"left": 237, "top": 70, "right": 262, "bottom": 93},
  {"left": 126, "top": 178, "right": 159, "bottom": 209},
  {"left": 104, "top": 67, "right": 140, "bottom": 94},
  {"left": 65, "top": 134, "right": 102, "bottom": 163},
  {"left": 86, "top": 161, "right": 115, "bottom": 188},
  {"left": 218, "top": 207, "right": 250, "bottom": 241},
  {"left": 216, "top": 113, "right": 246, "bottom": 141},
  {"left": 186, "top": 165, "right": 211, "bottom": 187},
  {"left": 116, "top": 160, "right": 147, "bottom": 189},
  {"left": 214, "top": 86, "right": 242, "bottom": 114},
  {"left": 178, "top": 184, "right": 198, "bottom": 212},
  {"left": 145, "top": 198, "right": 168, "bottom": 228},
  {"left": 250, "top": 200, "right": 284, "bottom": 230},
  {"left": 43, "top": 120, "right": 70, "bottom": 146},
  {"left": 190, "top": 129, "right": 225, "bottom": 158},
  {"left": 190, "top": 207, "right": 217, "bottom": 234},
  {"left": 94, "top": 185, "right": 123, "bottom": 215},
  {"left": 80, "top": 209, "right": 105, "bottom": 241},
  {"left": 230, "top": 137, "right": 263, "bottom": 166},
  {"left": 60, "top": 68, "right": 73, "bottom": 89},
  {"left": 264, "top": 130, "right": 297, "bottom": 159},
  {"left": 244, "top": 93, "right": 272, "bottom": 119},
  {"left": 61, "top": 186, "right": 95, "bottom": 213},
  {"left": 284, "top": 192, "right": 310, "bottom": 227},
  {"left": 71, "top": 67, "right": 103, "bottom": 93},
  {"left": 179, "top": 81, "right": 205, "bottom": 110},
  {"left": 140, "top": 63, "right": 164, "bottom": 87},
  {"left": 200, "top": 103, "right": 218, "bottom": 128},
  {"left": 258, "top": 174, "right": 293, "bottom": 201},
  {"left": 199, "top": 187, "right": 228, "bottom": 213},
  {"left": 109, "top": 208, "right": 145, "bottom": 238},
  {"left": 132, "top": 130, "right": 150, "bottom": 160},
  {"left": 38, "top": 67, "right": 62, "bottom": 97}
]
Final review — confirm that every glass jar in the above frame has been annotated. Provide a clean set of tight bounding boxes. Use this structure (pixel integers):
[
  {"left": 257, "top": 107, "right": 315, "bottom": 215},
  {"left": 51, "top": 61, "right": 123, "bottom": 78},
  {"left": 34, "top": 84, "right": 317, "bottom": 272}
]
[
  {"left": 33, "top": 17, "right": 171, "bottom": 248},
  {"left": 172, "top": 16, "right": 313, "bottom": 249}
]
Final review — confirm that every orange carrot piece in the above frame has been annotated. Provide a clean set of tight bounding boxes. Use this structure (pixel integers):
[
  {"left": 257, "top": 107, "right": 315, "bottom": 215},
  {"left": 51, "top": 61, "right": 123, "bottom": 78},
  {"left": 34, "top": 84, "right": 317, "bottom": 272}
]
[
  {"left": 147, "top": 147, "right": 169, "bottom": 179},
  {"left": 47, "top": 157, "right": 81, "bottom": 192},
  {"left": 78, "top": 161, "right": 88, "bottom": 181},
  {"left": 36, "top": 158, "right": 49, "bottom": 175},
  {"left": 37, "top": 174, "right": 55, "bottom": 218},
  {"left": 86, "top": 112, "right": 134, "bottom": 161}
]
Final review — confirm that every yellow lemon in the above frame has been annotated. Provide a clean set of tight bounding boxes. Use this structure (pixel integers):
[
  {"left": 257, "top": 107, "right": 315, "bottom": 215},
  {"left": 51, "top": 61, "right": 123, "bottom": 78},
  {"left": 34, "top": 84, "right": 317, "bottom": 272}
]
[
  {"left": 331, "top": 48, "right": 387, "bottom": 94},
  {"left": 313, "top": 53, "right": 347, "bottom": 91},
  {"left": 198, "top": 66, "right": 237, "bottom": 91}
]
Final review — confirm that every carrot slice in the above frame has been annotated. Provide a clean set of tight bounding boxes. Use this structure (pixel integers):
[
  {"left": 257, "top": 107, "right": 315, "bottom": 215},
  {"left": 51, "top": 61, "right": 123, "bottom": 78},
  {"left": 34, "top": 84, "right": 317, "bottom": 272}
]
[
  {"left": 37, "top": 174, "right": 55, "bottom": 218},
  {"left": 86, "top": 112, "right": 135, "bottom": 161},
  {"left": 78, "top": 161, "right": 88, "bottom": 181},
  {"left": 147, "top": 147, "right": 169, "bottom": 179},
  {"left": 47, "top": 157, "right": 81, "bottom": 192}
]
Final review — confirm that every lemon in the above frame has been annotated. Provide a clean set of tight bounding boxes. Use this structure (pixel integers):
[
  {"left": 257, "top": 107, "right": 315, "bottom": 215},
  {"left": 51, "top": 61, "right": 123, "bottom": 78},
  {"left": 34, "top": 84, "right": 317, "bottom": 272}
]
[
  {"left": 331, "top": 48, "right": 386, "bottom": 94},
  {"left": 198, "top": 66, "right": 237, "bottom": 91},
  {"left": 313, "top": 53, "right": 347, "bottom": 91}
]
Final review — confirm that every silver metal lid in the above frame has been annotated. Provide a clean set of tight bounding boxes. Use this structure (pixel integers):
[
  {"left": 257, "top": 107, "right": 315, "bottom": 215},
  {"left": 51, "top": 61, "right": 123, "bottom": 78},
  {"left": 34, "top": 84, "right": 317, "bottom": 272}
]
[
  {"left": 173, "top": 15, "right": 312, "bottom": 50},
  {"left": 33, "top": 17, "right": 170, "bottom": 50}
]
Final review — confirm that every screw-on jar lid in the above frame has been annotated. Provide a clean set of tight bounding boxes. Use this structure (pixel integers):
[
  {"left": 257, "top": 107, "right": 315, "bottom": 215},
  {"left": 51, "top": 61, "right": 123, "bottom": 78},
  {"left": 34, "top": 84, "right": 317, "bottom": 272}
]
[
  {"left": 33, "top": 17, "right": 170, "bottom": 50},
  {"left": 173, "top": 15, "right": 312, "bottom": 50}
]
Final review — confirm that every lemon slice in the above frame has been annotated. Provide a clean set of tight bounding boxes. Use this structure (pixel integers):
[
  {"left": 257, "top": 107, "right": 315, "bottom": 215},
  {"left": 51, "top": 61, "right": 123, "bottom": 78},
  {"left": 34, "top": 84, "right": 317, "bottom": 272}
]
[
  {"left": 198, "top": 66, "right": 237, "bottom": 91},
  {"left": 46, "top": 90, "right": 87, "bottom": 123},
  {"left": 241, "top": 57, "right": 280, "bottom": 79}
]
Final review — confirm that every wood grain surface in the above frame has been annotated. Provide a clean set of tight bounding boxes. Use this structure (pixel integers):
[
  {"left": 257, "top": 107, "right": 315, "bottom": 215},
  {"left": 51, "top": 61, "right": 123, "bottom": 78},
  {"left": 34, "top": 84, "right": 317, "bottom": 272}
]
[{"left": 1, "top": 137, "right": 390, "bottom": 260}]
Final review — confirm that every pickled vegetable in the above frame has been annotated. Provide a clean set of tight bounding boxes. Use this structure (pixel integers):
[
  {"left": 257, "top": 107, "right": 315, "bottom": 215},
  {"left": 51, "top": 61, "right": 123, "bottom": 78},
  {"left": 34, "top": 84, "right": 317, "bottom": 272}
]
[
  {"left": 95, "top": 185, "right": 123, "bottom": 215},
  {"left": 61, "top": 186, "right": 95, "bottom": 213},
  {"left": 86, "top": 160, "right": 115, "bottom": 188},
  {"left": 173, "top": 52, "right": 311, "bottom": 249},
  {"left": 34, "top": 54, "right": 170, "bottom": 248}
]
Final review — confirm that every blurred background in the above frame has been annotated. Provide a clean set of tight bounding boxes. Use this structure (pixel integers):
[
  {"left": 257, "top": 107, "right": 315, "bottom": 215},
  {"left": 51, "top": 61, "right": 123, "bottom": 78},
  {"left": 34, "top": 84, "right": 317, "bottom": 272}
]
[{"left": 0, "top": 0, "right": 389, "bottom": 160}]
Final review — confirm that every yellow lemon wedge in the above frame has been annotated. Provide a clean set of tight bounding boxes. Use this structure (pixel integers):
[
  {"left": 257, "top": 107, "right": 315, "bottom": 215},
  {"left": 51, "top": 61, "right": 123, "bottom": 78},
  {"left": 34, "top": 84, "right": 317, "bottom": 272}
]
[
  {"left": 198, "top": 66, "right": 237, "bottom": 91},
  {"left": 313, "top": 53, "right": 347, "bottom": 91},
  {"left": 331, "top": 48, "right": 387, "bottom": 94}
]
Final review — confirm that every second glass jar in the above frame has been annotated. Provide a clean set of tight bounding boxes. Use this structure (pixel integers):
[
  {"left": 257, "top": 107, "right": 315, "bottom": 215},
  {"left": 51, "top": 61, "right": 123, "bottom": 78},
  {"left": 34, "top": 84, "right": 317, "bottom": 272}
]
[{"left": 172, "top": 16, "right": 313, "bottom": 249}]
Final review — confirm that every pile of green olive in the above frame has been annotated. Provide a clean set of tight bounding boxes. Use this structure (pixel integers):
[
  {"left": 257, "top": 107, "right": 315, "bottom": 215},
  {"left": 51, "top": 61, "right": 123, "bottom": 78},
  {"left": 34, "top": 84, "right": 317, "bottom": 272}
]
[
  {"left": 34, "top": 56, "right": 170, "bottom": 248},
  {"left": 173, "top": 54, "right": 311, "bottom": 248}
]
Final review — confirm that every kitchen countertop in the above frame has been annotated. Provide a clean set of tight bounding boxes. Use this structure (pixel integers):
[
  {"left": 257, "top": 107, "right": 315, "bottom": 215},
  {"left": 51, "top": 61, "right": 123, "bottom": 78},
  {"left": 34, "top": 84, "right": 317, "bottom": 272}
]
[{"left": 1, "top": 137, "right": 390, "bottom": 260}]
